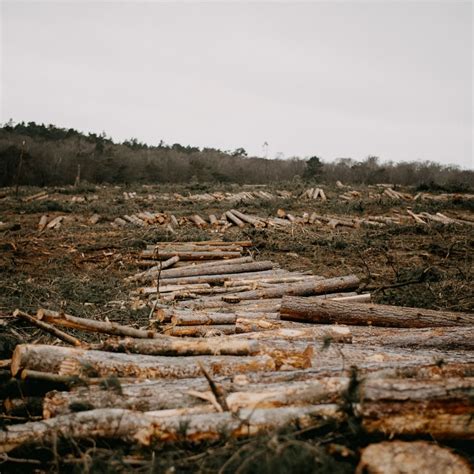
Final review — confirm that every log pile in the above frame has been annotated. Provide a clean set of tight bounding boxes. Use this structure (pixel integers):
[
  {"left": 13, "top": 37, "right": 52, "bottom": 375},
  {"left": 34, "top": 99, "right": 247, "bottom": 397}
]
[
  {"left": 1, "top": 238, "right": 473, "bottom": 461},
  {"left": 300, "top": 187, "right": 327, "bottom": 201}
]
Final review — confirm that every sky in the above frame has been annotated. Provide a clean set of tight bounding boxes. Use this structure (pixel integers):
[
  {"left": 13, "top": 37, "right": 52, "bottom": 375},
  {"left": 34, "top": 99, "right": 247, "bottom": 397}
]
[{"left": 0, "top": 1, "right": 472, "bottom": 168}]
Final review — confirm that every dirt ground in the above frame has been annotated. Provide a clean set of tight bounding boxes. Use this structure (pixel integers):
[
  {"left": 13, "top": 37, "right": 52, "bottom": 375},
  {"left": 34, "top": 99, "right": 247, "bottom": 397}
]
[{"left": 0, "top": 183, "right": 473, "bottom": 472}]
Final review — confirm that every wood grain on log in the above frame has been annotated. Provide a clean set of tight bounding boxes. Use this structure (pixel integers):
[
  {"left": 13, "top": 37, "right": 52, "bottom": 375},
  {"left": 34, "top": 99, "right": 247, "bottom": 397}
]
[{"left": 356, "top": 441, "right": 471, "bottom": 474}]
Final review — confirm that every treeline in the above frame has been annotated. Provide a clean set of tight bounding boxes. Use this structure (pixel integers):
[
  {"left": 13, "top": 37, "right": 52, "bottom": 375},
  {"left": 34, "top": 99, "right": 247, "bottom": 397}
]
[{"left": 0, "top": 121, "right": 472, "bottom": 190}]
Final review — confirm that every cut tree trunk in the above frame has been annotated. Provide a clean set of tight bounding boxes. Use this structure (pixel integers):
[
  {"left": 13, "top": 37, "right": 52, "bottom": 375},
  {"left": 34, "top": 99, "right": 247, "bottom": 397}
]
[
  {"left": 357, "top": 377, "right": 474, "bottom": 439},
  {"left": 94, "top": 336, "right": 261, "bottom": 356},
  {"left": 0, "top": 405, "right": 342, "bottom": 453},
  {"left": 11, "top": 344, "right": 275, "bottom": 379},
  {"left": 216, "top": 275, "right": 360, "bottom": 301},
  {"left": 140, "top": 250, "right": 243, "bottom": 260},
  {"left": 225, "top": 211, "right": 245, "bottom": 227},
  {"left": 148, "top": 260, "right": 274, "bottom": 280},
  {"left": 351, "top": 325, "right": 474, "bottom": 350},
  {"left": 43, "top": 377, "right": 350, "bottom": 418},
  {"left": 280, "top": 298, "right": 474, "bottom": 327},
  {"left": 163, "top": 325, "right": 237, "bottom": 337},
  {"left": 356, "top": 441, "right": 472, "bottom": 474}
]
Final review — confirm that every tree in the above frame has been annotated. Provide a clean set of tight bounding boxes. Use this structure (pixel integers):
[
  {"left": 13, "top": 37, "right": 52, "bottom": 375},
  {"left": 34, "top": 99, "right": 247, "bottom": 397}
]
[{"left": 304, "top": 156, "right": 324, "bottom": 181}]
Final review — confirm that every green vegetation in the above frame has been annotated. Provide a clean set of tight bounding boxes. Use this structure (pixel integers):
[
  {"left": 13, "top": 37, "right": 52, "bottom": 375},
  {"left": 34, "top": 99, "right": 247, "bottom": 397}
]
[{"left": 1, "top": 121, "right": 472, "bottom": 189}]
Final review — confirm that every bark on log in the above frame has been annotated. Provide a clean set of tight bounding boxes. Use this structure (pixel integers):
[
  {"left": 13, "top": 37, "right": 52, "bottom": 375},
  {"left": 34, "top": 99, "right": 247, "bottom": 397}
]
[
  {"left": 44, "top": 377, "right": 349, "bottom": 418},
  {"left": 95, "top": 336, "right": 261, "bottom": 356},
  {"left": 163, "top": 325, "right": 237, "bottom": 337},
  {"left": 357, "top": 377, "right": 474, "bottom": 439},
  {"left": 149, "top": 260, "right": 274, "bottom": 280},
  {"left": 11, "top": 344, "right": 275, "bottom": 379},
  {"left": 153, "top": 270, "right": 284, "bottom": 287},
  {"left": 36, "top": 309, "right": 156, "bottom": 338},
  {"left": 356, "top": 441, "right": 472, "bottom": 474},
  {"left": 230, "top": 209, "right": 265, "bottom": 227},
  {"left": 216, "top": 275, "right": 360, "bottom": 301},
  {"left": 351, "top": 326, "right": 474, "bottom": 350},
  {"left": 225, "top": 211, "right": 245, "bottom": 227},
  {"left": 0, "top": 405, "right": 342, "bottom": 453},
  {"left": 140, "top": 250, "right": 242, "bottom": 260},
  {"left": 280, "top": 298, "right": 474, "bottom": 327},
  {"left": 189, "top": 214, "right": 207, "bottom": 227},
  {"left": 171, "top": 312, "right": 237, "bottom": 326}
]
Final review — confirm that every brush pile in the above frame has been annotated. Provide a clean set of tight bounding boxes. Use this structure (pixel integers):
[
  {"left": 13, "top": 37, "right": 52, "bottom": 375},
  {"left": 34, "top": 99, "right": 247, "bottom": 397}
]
[{"left": 1, "top": 239, "right": 473, "bottom": 464}]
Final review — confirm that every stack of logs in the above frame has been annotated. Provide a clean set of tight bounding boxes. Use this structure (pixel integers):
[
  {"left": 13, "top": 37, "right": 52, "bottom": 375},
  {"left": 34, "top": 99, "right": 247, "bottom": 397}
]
[
  {"left": 1, "top": 239, "right": 473, "bottom": 462},
  {"left": 113, "top": 208, "right": 474, "bottom": 231}
]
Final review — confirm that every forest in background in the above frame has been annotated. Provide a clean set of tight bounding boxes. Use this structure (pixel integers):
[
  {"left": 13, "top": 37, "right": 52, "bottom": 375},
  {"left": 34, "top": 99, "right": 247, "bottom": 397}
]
[{"left": 1, "top": 121, "right": 472, "bottom": 190}]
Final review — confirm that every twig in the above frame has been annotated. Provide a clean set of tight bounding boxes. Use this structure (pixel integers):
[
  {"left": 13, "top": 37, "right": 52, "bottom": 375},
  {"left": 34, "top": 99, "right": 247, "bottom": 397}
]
[
  {"left": 13, "top": 309, "right": 83, "bottom": 346},
  {"left": 198, "top": 361, "right": 229, "bottom": 412},
  {"left": 148, "top": 248, "right": 162, "bottom": 320}
]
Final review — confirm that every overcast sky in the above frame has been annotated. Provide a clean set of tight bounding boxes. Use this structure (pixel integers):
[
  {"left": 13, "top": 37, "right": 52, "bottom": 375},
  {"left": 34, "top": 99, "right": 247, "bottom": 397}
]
[{"left": 1, "top": 1, "right": 472, "bottom": 168}]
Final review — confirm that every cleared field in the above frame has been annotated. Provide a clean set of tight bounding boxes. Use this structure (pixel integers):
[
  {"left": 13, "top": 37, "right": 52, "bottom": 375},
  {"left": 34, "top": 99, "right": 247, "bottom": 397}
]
[{"left": 0, "top": 183, "right": 473, "bottom": 471}]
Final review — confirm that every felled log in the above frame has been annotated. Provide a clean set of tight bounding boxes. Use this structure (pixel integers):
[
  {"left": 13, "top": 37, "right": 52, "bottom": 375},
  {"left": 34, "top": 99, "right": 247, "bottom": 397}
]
[
  {"left": 140, "top": 250, "right": 243, "bottom": 260},
  {"left": 23, "top": 191, "right": 48, "bottom": 202},
  {"left": 37, "top": 215, "right": 48, "bottom": 232},
  {"left": 148, "top": 260, "right": 272, "bottom": 281},
  {"left": 237, "top": 326, "right": 352, "bottom": 343},
  {"left": 230, "top": 209, "right": 265, "bottom": 227},
  {"left": 155, "top": 307, "right": 280, "bottom": 324},
  {"left": 357, "top": 377, "right": 474, "bottom": 439},
  {"left": 209, "top": 214, "right": 218, "bottom": 226},
  {"left": 280, "top": 299, "right": 474, "bottom": 327},
  {"left": 351, "top": 326, "right": 474, "bottom": 350},
  {"left": 163, "top": 325, "right": 237, "bottom": 337},
  {"left": 95, "top": 336, "right": 261, "bottom": 356},
  {"left": 11, "top": 344, "right": 275, "bottom": 379},
  {"left": 189, "top": 214, "right": 207, "bottom": 227},
  {"left": 356, "top": 441, "right": 472, "bottom": 474},
  {"left": 219, "top": 275, "right": 360, "bottom": 301},
  {"left": 44, "top": 377, "right": 349, "bottom": 418},
  {"left": 154, "top": 270, "right": 285, "bottom": 287},
  {"left": 0, "top": 405, "right": 342, "bottom": 453},
  {"left": 225, "top": 210, "right": 245, "bottom": 227},
  {"left": 36, "top": 309, "right": 156, "bottom": 338},
  {"left": 171, "top": 312, "right": 237, "bottom": 326}
]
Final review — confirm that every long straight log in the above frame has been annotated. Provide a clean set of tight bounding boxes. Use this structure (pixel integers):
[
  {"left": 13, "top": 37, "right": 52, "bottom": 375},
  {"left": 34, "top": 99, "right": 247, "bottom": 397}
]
[
  {"left": 358, "top": 377, "right": 474, "bottom": 439},
  {"left": 94, "top": 336, "right": 261, "bottom": 356},
  {"left": 153, "top": 270, "right": 285, "bottom": 287},
  {"left": 230, "top": 209, "right": 265, "bottom": 227},
  {"left": 163, "top": 325, "right": 237, "bottom": 337},
  {"left": 350, "top": 326, "right": 474, "bottom": 350},
  {"left": 214, "top": 275, "right": 360, "bottom": 301},
  {"left": 11, "top": 344, "right": 275, "bottom": 379},
  {"left": 44, "top": 377, "right": 350, "bottom": 418},
  {"left": 140, "top": 250, "right": 243, "bottom": 260},
  {"left": 128, "top": 256, "right": 180, "bottom": 281},
  {"left": 0, "top": 405, "right": 342, "bottom": 453},
  {"left": 145, "top": 260, "right": 274, "bottom": 281},
  {"left": 171, "top": 312, "right": 237, "bottom": 326},
  {"left": 225, "top": 211, "right": 245, "bottom": 227},
  {"left": 36, "top": 309, "right": 156, "bottom": 338},
  {"left": 280, "top": 298, "right": 474, "bottom": 327}
]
